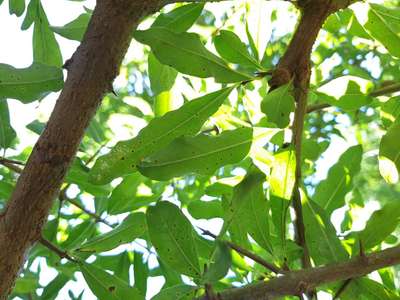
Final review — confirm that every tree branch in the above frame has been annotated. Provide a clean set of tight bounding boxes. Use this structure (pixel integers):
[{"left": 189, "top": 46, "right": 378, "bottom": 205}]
[
  {"left": 306, "top": 82, "right": 400, "bottom": 113},
  {"left": 0, "top": 1, "right": 164, "bottom": 297},
  {"left": 199, "top": 228, "right": 284, "bottom": 275},
  {"left": 39, "top": 237, "right": 76, "bottom": 262},
  {"left": 198, "top": 245, "right": 400, "bottom": 300}
]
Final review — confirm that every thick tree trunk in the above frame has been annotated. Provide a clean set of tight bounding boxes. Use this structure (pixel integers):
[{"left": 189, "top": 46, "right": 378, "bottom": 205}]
[{"left": 0, "top": 1, "right": 161, "bottom": 297}]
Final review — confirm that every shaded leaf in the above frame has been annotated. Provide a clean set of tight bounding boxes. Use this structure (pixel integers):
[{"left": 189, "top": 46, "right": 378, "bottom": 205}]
[
  {"left": 80, "top": 262, "right": 144, "bottom": 300},
  {"left": 313, "top": 145, "right": 363, "bottom": 214},
  {"left": 187, "top": 200, "right": 223, "bottom": 220},
  {"left": 302, "top": 192, "right": 348, "bottom": 265},
  {"left": 151, "top": 284, "right": 197, "bottom": 300},
  {"left": 202, "top": 241, "right": 231, "bottom": 283},
  {"left": 0, "top": 100, "right": 16, "bottom": 149},
  {"left": 261, "top": 83, "right": 295, "bottom": 128},
  {"left": 0, "top": 63, "right": 63, "bottom": 103},
  {"left": 359, "top": 201, "right": 400, "bottom": 249},
  {"left": 51, "top": 13, "right": 91, "bottom": 41},
  {"left": 33, "top": 1, "right": 62, "bottom": 67},
  {"left": 9, "top": 0, "right": 25, "bottom": 16},
  {"left": 146, "top": 201, "right": 201, "bottom": 277},
  {"left": 77, "top": 213, "right": 147, "bottom": 252}
]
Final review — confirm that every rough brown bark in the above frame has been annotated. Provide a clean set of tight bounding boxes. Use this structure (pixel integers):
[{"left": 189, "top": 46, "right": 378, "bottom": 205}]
[
  {"left": 0, "top": 1, "right": 162, "bottom": 297},
  {"left": 198, "top": 245, "right": 400, "bottom": 300}
]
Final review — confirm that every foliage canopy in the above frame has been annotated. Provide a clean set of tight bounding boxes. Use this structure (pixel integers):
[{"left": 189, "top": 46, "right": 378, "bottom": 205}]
[{"left": 1, "top": 0, "right": 400, "bottom": 299}]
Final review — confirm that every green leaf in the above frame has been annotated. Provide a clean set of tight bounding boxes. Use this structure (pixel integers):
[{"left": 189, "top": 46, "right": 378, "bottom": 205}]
[
  {"left": 13, "top": 274, "right": 38, "bottom": 294},
  {"left": 133, "top": 251, "right": 149, "bottom": 296},
  {"left": 51, "top": 13, "right": 91, "bottom": 41},
  {"left": 152, "top": 3, "right": 204, "bottom": 33},
  {"left": 61, "top": 221, "right": 97, "bottom": 250},
  {"left": 0, "top": 100, "right": 16, "bottom": 149},
  {"left": 342, "top": 278, "right": 400, "bottom": 300},
  {"left": 65, "top": 159, "right": 109, "bottom": 197},
  {"left": 77, "top": 213, "right": 147, "bottom": 252},
  {"left": 80, "top": 262, "right": 144, "bottom": 300},
  {"left": 359, "top": 201, "right": 400, "bottom": 249},
  {"left": 146, "top": 201, "right": 201, "bottom": 277},
  {"left": 148, "top": 52, "right": 177, "bottom": 96},
  {"left": 202, "top": 241, "right": 231, "bottom": 283},
  {"left": 41, "top": 274, "right": 70, "bottom": 300},
  {"left": 223, "top": 169, "right": 272, "bottom": 252},
  {"left": 151, "top": 285, "right": 197, "bottom": 300},
  {"left": 138, "top": 127, "right": 253, "bottom": 181},
  {"left": 302, "top": 192, "right": 348, "bottom": 265},
  {"left": 313, "top": 145, "right": 363, "bottom": 214},
  {"left": 9, "top": 0, "right": 25, "bottom": 17},
  {"left": 187, "top": 200, "right": 223, "bottom": 220},
  {"left": 107, "top": 173, "right": 142, "bottom": 215},
  {"left": 0, "top": 63, "right": 63, "bottom": 103},
  {"left": 354, "top": 4, "right": 400, "bottom": 58},
  {"left": 261, "top": 83, "right": 295, "bottom": 128},
  {"left": 33, "top": 1, "right": 62, "bottom": 67},
  {"left": 269, "top": 147, "right": 296, "bottom": 248},
  {"left": 21, "top": 0, "right": 37, "bottom": 30},
  {"left": 213, "top": 30, "right": 261, "bottom": 69},
  {"left": 316, "top": 76, "right": 373, "bottom": 111},
  {"left": 380, "top": 96, "right": 400, "bottom": 128},
  {"left": 0, "top": 181, "right": 14, "bottom": 199},
  {"left": 90, "top": 88, "right": 235, "bottom": 184},
  {"left": 379, "top": 122, "right": 400, "bottom": 184},
  {"left": 134, "top": 28, "right": 251, "bottom": 83}
]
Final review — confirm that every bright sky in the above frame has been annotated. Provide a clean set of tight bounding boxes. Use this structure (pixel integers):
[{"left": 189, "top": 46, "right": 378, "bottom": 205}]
[{"left": 0, "top": 1, "right": 382, "bottom": 299}]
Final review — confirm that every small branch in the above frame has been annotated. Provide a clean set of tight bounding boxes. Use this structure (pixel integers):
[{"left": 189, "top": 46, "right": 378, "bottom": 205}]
[
  {"left": 0, "top": 157, "right": 23, "bottom": 173},
  {"left": 199, "top": 228, "right": 284, "bottom": 274},
  {"left": 333, "top": 279, "right": 352, "bottom": 300},
  {"left": 306, "top": 82, "right": 400, "bottom": 113},
  {"left": 65, "top": 197, "right": 114, "bottom": 228},
  {"left": 197, "top": 245, "right": 400, "bottom": 300},
  {"left": 39, "top": 237, "right": 76, "bottom": 262},
  {"left": 369, "top": 82, "right": 400, "bottom": 97}
]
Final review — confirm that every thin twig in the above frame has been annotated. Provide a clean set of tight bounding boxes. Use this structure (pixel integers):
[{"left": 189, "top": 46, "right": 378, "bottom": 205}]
[
  {"left": 66, "top": 198, "right": 114, "bottom": 228},
  {"left": 0, "top": 157, "right": 23, "bottom": 173},
  {"left": 39, "top": 237, "right": 76, "bottom": 262},
  {"left": 306, "top": 82, "right": 400, "bottom": 113},
  {"left": 333, "top": 278, "right": 352, "bottom": 299},
  {"left": 199, "top": 228, "right": 284, "bottom": 274}
]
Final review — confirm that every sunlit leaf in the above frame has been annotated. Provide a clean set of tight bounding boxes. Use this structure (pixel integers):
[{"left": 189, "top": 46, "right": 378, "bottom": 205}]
[
  {"left": 213, "top": 30, "right": 261, "bottom": 69},
  {"left": 90, "top": 87, "right": 234, "bottom": 184},
  {"left": 152, "top": 3, "right": 204, "bottom": 33},
  {"left": 379, "top": 122, "right": 400, "bottom": 184},
  {"left": 134, "top": 28, "right": 252, "bottom": 83},
  {"left": 138, "top": 127, "right": 253, "bottom": 180}
]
